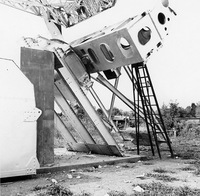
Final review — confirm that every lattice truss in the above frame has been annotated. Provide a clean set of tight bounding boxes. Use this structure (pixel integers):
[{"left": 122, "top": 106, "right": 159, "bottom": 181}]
[{"left": 0, "top": 0, "right": 115, "bottom": 27}]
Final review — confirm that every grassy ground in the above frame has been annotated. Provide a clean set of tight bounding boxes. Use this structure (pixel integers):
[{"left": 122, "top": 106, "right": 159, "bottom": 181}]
[{"left": 172, "top": 127, "right": 200, "bottom": 176}]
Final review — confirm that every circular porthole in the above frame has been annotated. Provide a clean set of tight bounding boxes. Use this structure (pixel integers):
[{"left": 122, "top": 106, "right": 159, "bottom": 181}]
[
  {"left": 158, "top": 13, "right": 166, "bottom": 25},
  {"left": 88, "top": 48, "right": 99, "bottom": 64},
  {"left": 120, "top": 37, "right": 130, "bottom": 50},
  {"left": 138, "top": 27, "right": 151, "bottom": 45},
  {"left": 100, "top": 44, "right": 114, "bottom": 62}
]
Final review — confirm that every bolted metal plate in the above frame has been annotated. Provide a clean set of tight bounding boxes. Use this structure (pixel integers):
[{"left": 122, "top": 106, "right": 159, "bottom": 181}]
[
  {"left": 149, "top": 0, "right": 175, "bottom": 39},
  {"left": 24, "top": 108, "right": 42, "bottom": 122},
  {"left": 128, "top": 12, "right": 162, "bottom": 61}
]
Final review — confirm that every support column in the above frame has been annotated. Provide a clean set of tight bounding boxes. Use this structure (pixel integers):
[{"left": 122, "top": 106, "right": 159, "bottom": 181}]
[{"left": 21, "top": 47, "right": 54, "bottom": 166}]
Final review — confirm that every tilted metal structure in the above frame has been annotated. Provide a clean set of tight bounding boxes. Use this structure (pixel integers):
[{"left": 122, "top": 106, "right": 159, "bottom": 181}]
[{"left": 0, "top": 0, "right": 176, "bottom": 169}]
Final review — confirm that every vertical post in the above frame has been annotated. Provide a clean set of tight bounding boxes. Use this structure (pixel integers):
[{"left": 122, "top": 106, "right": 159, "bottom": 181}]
[
  {"left": 21, "top": 47, "right": 54, "bottom": 166},
  {"left": 109, "top": 77, "right": 119, "bottom": 120}
]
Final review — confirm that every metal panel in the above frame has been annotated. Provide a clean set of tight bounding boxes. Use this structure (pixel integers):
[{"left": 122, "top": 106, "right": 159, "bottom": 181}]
[
  {"left": 71, "top": 11, "right": 164, "bottom": 73},
  {"left": 0, "top": 59, "right": 40, "bottom": 178},
  {"left": 70, "top": 1, "right": 175, "bottom": 73},
  {"left": 72, "top": 26, "right": 143, "bottom": 73},
  {"left": 24, "top": 108, "right": 42, "bottom": 122},
  {"left": 127, "top": 13, "right": 162, "bottom": 60},
  {"left": 149, "top": 1, "right": 174, "bottom": 39},
  {"left": 21, "top": 47, "right": 55, "bottom": 166}
]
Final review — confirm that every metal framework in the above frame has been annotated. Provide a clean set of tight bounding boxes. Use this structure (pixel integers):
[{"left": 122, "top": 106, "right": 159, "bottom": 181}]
[
  {"left": 0, "top": 0, "right": 176, "bottom": 163},
  {"left": 0, "top": 0, "right": 116, "bottom": 27},
  {"left": 92, "top": 66, "right": 174, "bottom": 158}
]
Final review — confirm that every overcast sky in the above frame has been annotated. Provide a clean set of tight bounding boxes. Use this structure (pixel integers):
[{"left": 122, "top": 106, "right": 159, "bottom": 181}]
[{"left": 0, "top": 0, "right": 199, "bottom": 110}]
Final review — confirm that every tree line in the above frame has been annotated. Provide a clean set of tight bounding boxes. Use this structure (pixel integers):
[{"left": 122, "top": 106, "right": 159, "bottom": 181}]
[{"left": 75, "top": 101, "right": 200, "bottom": 130}]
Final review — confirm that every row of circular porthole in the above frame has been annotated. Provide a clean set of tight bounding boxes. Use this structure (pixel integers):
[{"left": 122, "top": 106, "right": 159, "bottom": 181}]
[{"left": 85, "top": 10, "right": 169, "bottom": 64}]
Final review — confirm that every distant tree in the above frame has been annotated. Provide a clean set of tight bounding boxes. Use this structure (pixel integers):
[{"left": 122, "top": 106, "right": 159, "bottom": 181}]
[
  {"left": 195, "top": 105, "right": 200, "bottom": 118},
  {"left": 129, "top": 111, "right": 135, "bottom": 118},
  {"left": 110, "top": 107, "right": 123, "bottom": 117},
  {"left": 190, "top": 103, "right": 197, "bottom": 117},
  {"left": 123, "top": 111, "right": 130, "bottom": 117},
  {"left": 161, "top": 104, "right": 172, "bottom": 130},
  {"left": 177, "top": 106, "right": 187, "bottom": 118},
  {"left": 185, "top": 106, "right": 192, "bottom": 117},
  {"left": 161, "top": 101, "right": 179, "bottom": 130},
  {"left": 169, "top": 101, "right": 179, "bottom": 119}
]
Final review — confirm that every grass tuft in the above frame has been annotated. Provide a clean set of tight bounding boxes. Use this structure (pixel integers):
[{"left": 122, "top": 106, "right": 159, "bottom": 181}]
[
  {"left": 146, "top": 173, "right": 179, "bottom": 182},
  {"left": 31, "top": 183, "right": 92, "bottom": 196},
  {"left": 180, "top": 166, "right": 195, "bottom": 171},
  {"left": 32, "top": 185, "right": 47, "bottom": 191},
  {"left": 132, "top": 182, "right": 200, "bottom": 196},
  {"left": 46, "top": 184, "right": 73, "bottom": 196},
  {"left": 153, "top": 167, "right": 168, "bottom": 174},
  {"left": 142, "top": 161, "right": 154, "bottom": 165}
]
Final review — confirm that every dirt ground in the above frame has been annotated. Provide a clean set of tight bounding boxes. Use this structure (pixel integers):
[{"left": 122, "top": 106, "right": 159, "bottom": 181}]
[
  {"left": 1, "top": 129, "right": 200, "bottom": 196},
  {"left": 1, "top": 152, "right": 200, "bottom": 196}
]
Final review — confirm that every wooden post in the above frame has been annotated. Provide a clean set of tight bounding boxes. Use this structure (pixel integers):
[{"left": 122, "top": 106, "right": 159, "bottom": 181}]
[{"left": 21, "top": 47, "right": 54, "bottom": 166}]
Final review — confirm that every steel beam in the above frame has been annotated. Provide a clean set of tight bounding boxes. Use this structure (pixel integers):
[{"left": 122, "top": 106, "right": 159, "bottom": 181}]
[
  {"left": 109, "top": 77, "right": 120, "bottom": 120},
  {"left": 95, "top": 73, "right": 144, "bottom": 120},
  {"left": 54, "top": 85, "right": 96, "bottom": 144},
  {"left": 89, "top": 87, "right": 120, "bottom": 134},
  {"left": 54, "top": 47, "right": 121, "bottom": 155},
  {"left": 21, "top": 47, "right": 54, "bottom": 166},
  {"left": 54, "top": 112, "right": 77, "bottom": 148}
]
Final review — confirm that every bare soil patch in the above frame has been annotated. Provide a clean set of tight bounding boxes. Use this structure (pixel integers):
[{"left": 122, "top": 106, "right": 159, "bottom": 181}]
[{"left": 1, "top": 128, "right": 200, "bottom": 196}]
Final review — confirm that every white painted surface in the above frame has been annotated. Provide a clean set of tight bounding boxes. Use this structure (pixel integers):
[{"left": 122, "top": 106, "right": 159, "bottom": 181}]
[{"left": 0, "top": 59, "right": 41, "bottom": 178}]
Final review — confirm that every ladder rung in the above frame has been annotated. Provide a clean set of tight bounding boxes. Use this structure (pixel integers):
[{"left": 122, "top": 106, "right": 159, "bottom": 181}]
[{"left": 141, "top": 85, "right": 150, "bottom": 88}]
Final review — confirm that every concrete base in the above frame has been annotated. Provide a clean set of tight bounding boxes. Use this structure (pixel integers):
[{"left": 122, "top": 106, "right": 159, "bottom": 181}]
[{"left": 37, "top": 154, "right": 146, "bottom": 174}]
